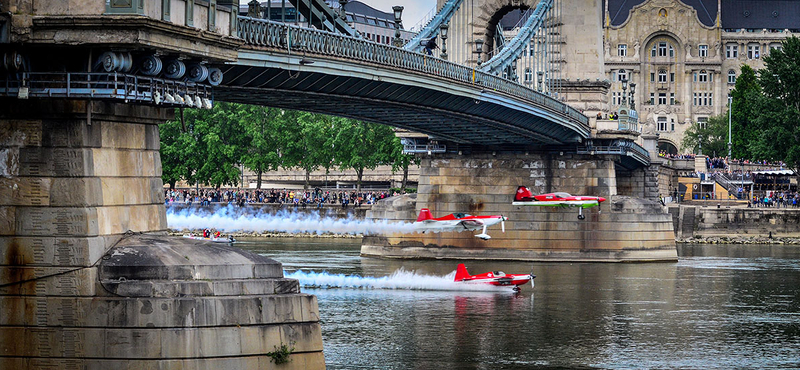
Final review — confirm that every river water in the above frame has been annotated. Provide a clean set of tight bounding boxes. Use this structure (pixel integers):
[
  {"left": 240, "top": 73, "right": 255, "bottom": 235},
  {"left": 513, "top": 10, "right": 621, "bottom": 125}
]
[{"left": 236, "top": 239, "right": 800, "bottom": 369}]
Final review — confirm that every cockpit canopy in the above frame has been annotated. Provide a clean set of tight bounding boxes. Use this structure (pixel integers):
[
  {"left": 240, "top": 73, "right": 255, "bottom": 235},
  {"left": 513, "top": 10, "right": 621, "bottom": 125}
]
[
  {"left": 492, "top": 271, "right": 505, "bottom": 276},
  {"left": 453, "top": 213, "right": 472, "bottom": 218}
]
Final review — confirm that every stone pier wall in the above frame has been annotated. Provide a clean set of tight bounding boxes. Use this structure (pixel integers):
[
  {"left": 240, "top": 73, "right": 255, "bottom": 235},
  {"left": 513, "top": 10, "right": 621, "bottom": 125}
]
[
  {"left": 363, "top": 153, "right": 677, "bottom": 262},
  {"left": 671, "top": 205, "right": 800, "bottom": 239},
  {"left": 0, "top": 100, "right": 324, "bottom": 368}
]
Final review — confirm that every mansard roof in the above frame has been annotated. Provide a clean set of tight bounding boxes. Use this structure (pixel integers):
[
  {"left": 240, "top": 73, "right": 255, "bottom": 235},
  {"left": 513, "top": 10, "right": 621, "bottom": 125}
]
[
  {"left": 605, "top": 0, "right": 718, "bottom": 27},
  {"left": 721, "top": 0, "right": 800, "bottom": 30}
]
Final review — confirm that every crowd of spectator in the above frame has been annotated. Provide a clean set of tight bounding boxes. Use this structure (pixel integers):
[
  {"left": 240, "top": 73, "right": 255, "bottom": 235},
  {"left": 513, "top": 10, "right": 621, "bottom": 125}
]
[
  {"left": 165, "top": 188, "right": 401, "bottom": 208},
  {"left": 706, "top": 156, "right": 727, "bottom": 170},
  {"left": 752, "top": 191, "right": 798, "bottom": 208},
  {"left": 659, "top": 151, "right": 696, "bottom": 160}
]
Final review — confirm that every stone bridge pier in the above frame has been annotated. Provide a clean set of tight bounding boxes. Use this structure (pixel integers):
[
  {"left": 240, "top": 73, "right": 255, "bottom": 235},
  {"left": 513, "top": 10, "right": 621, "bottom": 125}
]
[
  {"left": 363, "top": 152, "right": 677, "bottom": 262},
  {"left": 0, "top": 100, "right": 324, "bottom": 368}
]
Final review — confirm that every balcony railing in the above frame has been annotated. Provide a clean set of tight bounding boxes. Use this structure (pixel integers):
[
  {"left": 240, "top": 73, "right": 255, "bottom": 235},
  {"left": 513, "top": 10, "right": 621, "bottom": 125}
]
[{"left": 237, "top": 16, "right": 589, "bottom": 134}]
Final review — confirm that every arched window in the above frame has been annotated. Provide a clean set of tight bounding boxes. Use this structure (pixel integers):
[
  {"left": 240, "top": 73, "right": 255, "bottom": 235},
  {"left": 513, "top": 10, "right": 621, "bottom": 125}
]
[
  {"left": 698, "top": 70, "right": 708, "bottom": 83},
  {"left": 617, "top": 69, "right": 628, "bottom": 82},
  {"left": 658, "top": 69, "right": 668, "bottom": 83},
  {"left": 524, "top": 68, "right": 532, "bottom": 83},
  {"left": 728, "top": 70, "right": 736, "bottom": 84}
]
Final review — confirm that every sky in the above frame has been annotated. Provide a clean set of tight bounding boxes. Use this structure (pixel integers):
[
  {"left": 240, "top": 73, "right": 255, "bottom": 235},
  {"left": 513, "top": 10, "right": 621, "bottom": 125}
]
[{"left": 362, "top": 0, "right": 434, "bottom": 30}]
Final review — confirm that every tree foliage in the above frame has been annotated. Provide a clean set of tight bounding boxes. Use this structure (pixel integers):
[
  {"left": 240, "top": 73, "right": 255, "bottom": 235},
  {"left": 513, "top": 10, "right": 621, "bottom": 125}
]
[
  {"left": 161, "top": 104, "right": 411, "bottom": 190},
  {"left": 751, "top": 36, "right": 800, "bottom": 176},
  {"left": 729, "top": 65, "right": 762, "bottom": 160},
  {"left": 681, "top": 113, "right": 729, "bottom": 157},
  {"left": 332, "top": 118, "right": 398, "bottom": 191}
]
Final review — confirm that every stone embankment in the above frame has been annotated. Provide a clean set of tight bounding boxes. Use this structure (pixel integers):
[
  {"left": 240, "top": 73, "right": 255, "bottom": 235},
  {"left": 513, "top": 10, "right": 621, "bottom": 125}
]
[{"left": 678, "top": 236, "right": 800, "bottom": 245}]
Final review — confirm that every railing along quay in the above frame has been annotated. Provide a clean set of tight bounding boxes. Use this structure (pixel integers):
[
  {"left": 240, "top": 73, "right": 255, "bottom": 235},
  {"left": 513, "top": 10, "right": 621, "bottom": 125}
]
[{"left": 237, "top": 16, "right": 589, "bottom": 133}]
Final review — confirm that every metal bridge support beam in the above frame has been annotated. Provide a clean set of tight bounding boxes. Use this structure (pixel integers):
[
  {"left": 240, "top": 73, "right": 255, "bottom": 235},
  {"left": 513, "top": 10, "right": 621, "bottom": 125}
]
[{"left": 363, "top": 152, "right": 677, "bottom": 262}]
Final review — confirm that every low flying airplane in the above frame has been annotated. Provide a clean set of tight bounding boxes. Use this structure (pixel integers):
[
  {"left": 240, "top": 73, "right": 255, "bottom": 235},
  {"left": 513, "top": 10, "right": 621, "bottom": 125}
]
[
  {"left": 512, "top": 186, "right": 606, "bottom": 220},
  {"left": 413, "top": 208, "right": 507, "bottom": 240},
  {"left": 454, "top": 263, "right": 534, "bottom": 291}
]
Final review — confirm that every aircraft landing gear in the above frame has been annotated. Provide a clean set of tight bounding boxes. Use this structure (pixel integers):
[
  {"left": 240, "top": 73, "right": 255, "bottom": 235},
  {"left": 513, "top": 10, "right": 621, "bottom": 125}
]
[
  {"left": 578, "top": 214, "right": 585, "bottom": 220},
  {"left": 578, "top": 208, "right": 585, "bottom": 220},
  {"left": 513, "top": 286, "right": 521, "bottom": 292}
]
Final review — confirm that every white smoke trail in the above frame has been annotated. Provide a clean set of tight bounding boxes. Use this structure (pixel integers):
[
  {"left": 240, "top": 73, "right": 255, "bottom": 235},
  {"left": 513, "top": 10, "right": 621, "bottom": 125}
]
[
  {"left": 285, "top": 269, "right": 512, "bottom": 291},
  {"left": 166, "top": 206, "right": 419, "bottom": 235}
]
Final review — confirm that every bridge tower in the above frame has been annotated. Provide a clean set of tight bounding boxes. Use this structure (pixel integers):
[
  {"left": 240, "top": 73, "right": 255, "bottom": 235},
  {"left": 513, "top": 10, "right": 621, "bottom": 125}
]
[
  {"left": 441, "top": 0, "right": 609, "bottom": 125},
  {"left": 0, "top": 1, "right": 323, "bottom": 368}
]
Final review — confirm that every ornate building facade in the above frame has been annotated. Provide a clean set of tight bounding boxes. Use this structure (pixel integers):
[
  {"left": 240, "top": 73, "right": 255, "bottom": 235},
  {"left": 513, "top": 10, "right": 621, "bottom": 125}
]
[{"left": 603, "top": 0, "right": 799, "bottom": 154}]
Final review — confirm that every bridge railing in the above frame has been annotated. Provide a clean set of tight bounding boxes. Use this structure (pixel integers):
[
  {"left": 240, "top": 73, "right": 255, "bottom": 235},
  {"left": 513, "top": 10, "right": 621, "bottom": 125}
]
[{"left": 237, "top": 16, "right": 589, "bottom": 131}]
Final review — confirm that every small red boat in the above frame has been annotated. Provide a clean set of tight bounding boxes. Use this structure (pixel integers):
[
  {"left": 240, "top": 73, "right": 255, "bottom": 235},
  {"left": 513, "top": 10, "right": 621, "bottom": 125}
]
[{"left": 454, "top": 263, "right": 534, "bottom": 291}]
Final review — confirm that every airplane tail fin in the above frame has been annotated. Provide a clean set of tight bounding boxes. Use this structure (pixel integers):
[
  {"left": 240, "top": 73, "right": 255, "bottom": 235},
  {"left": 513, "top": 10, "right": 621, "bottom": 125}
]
[
  {"left": 515, "top": 186, "right": 533, "bottom": 201},
  {"left": 455, "top": 263, "right": 470, "bottom": 282},
  {"left": 416, "top": 208, "right": 433, "bottom": 222}
]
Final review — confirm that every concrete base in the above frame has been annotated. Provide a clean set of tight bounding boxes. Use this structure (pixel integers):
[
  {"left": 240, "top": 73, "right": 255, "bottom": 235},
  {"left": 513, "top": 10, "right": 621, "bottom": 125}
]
[
  {"left": 362, "top": 153, "right": 677, "bottom": 262},
  {"left": 1, "top": 234, "right": 324, "bottom": 369}
]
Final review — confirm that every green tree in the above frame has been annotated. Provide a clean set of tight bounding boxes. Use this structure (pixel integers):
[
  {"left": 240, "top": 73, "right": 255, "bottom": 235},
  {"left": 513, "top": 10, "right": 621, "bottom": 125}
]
[
  {"left": 729, "top": 65, "right": 762, "bottom": 160},
  {"left": 160, "top": 114, "right": 194, "bottom": 189},
  {"left": 282, "top": 112, "right": 335, "bottom": 190},
  {"left": 681, "top": 114, "right": 728, "bottom": 157},
  {"left": 333, "top": 119, "right": 398, "bottom": 191},
  {"left": 387, "top": 138, "right": 418, "bottom": 192},
  {"left": 752, "top": 36, "right": 800, "bottom": 176},
  {"left": 240, "top": 106, "right": 284, "bottom": 189}
]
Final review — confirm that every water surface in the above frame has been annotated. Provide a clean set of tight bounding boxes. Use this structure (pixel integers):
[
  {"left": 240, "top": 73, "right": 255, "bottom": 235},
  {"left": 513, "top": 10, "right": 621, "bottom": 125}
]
[{"left": 237, "top": 239, "right": 800, "bottom": 369}]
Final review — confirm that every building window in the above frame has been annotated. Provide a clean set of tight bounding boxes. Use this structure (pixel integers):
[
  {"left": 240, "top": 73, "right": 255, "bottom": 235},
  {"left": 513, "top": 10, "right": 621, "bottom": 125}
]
[
  {"left": 658, "top": 117, "right": 668, "bottom": 131},
  {"left": 770, "top": 43, "right": 782, "bottom": 52},
  {"left": 524, "top": 68, "right": 532, "bottom": 83},
  {"left": 697, "top": 70, "right": 708, "bottom": 83},
  {"left": 726, "top": 44, "right": 738, "bottom": 59},
  {"left": 658, "top": 69, "right": 667, "bottom": 83},
  {"left": 670, "top": 72, "right": 675, "bottom": 82},
  {"left": 698, "top": 117, "right": 708, "bottom": 129},
  {"left": 618, "top": 44, "right": 627, "bottom": 56},
  {"left": 748, "top": 44, "right": 760, "bottom": 59},
  {"left": 650, "top": 93, "right": 655, "bottom": 105},
  {"left": 670, "top": 93, "right": 675, "bottom": 105},
  {"left": 728, "top": 70, "right": 736, "bottom": 84},
  {"left": 650, "top": 42, "right": 673, "bottom": 57},
  {"left": 698, "top": 44, "right": 708, "bottom": 58},
  {"left": 658, "top": 93, "right": 667, "bottom": 105},
  {"left": 612, "top": 91, "right": 622, "bottom": 106},
  {"left": 693, "top": 92, "right": 713, "bottom": 106},
  {"left": 617, "top": 69, "right": 628, "bottom": 82},
  {"left": 650, "top": 73, "right": 655, "bottom": 82}
]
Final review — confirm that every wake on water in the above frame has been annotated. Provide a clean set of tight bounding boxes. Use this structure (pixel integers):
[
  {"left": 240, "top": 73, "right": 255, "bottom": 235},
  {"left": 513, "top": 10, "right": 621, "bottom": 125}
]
[
  {"left": 284, "top": 269, "right": 513, "bottom": 292},
  {"left": 166, "top": 205, "right": 418, "bottom": 236}
]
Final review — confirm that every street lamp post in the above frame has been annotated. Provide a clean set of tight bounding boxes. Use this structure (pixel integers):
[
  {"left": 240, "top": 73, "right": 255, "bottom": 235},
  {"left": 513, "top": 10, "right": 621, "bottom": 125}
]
[
  {"left": 338, "top": 0, "right": 347, "bottom": 20},
  {"left": 475, "top": 38, "right": 484, "bottom": 66},
  {"left": 537, "top": 71, "right": 543, "bottom": 92},
  {"left": 727, "top": 93, "right": 732, "bottom": 160},
  {"left": 440, "top": 23, "right": 448, "bottom": 60},
  {"left": 392, "top": 6, "right": 404, "bottom": 47},
  {"left": 629, "top": 82, "right": 636, "bottom": 108},
  {"left": 621, "top": 78, "right": 628, "bottom": 106}
]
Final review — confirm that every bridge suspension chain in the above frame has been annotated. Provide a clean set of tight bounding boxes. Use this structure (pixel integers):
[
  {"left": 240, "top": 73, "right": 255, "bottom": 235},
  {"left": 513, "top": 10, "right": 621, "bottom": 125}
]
[{"left": 403, "top": 0, "right": 465, "bottom": 53}]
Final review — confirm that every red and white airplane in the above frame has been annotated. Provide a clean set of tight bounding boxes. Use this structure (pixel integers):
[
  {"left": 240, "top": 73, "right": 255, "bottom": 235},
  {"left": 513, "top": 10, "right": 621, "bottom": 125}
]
[
  {"left": 413, "top": 208, "right": 507, "bottom": 240},
  {"left": 512, "top": 186, "right": 606, "bottom": 220},
  {"left": 454, "top": 263, "right": 534, "bottom": 291}
]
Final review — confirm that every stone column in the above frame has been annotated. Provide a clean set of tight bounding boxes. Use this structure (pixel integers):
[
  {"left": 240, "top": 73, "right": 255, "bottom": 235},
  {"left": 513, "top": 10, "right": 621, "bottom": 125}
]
[
  {"left": 0, "top": 100, "right": 324, "bottom": 368},
  {"left": 363, "top": 152, "right": 677, "bottom": 262},
  {"left": 0, "top": 100, "right": 168, "bottom": 298}
]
